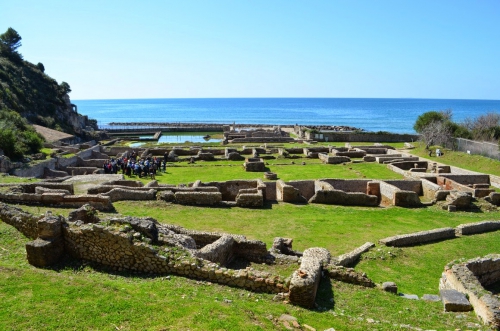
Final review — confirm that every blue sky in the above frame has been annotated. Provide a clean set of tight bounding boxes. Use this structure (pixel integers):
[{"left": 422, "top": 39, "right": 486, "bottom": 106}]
[{"left": 2, "top": 0, "right": 500, "bottom": 100}]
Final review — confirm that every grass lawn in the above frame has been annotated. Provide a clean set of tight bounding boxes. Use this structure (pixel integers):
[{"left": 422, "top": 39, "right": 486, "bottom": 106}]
[{"left": 1, "top": 141, "right": 499, "bottom": 330}]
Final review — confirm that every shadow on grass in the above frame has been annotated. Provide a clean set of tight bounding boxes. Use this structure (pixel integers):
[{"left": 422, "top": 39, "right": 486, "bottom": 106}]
[
  {"left": 315, "top": 276, "right": 335, "bottom": 311},
  {"left": 48, "top": 254, "right": 162, "bottom": 280}
]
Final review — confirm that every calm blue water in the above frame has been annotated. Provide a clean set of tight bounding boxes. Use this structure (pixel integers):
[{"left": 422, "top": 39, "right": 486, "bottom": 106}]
[{"left": 74, "top": 98, "right": 500, "bottom": 134}]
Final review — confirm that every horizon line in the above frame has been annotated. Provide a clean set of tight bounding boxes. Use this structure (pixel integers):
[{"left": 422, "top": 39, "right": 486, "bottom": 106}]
[{"left": 72, "top": 96, "right": 500, "bottom": 102}]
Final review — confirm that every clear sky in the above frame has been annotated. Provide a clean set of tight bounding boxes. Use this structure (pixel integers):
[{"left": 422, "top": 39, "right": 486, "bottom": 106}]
[{"left": 2, "top": 0, "right": 500, "bottom": 100}]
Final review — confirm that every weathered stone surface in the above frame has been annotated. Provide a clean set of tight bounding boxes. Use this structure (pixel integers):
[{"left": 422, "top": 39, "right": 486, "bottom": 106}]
[
  {"left": 399, "top": 293, "right": 419, "bottom": 300},
  {"left": 309, "top": 190, "right": 378, "bottom": 206},
  {"left": 37, "top": 215, "right": 63, "bottom": 239},
  {"left": 67, "top": 204, "right": 100, "bottom": 224},
  {"left": 422, "top": 294, "right": 441, "bottom": 302},
  {"left": 440, "top": 289, "right": 472, "bottom": 312},
  {"left": 446, "top": 191, "right": 472, "bottom": 208},
  {"left": 244, "top": 159, "right": 266, "bottom": 172},
  {"left": 174, "top": 191, "right": 222, "bottom": 206},
  {"left": 158, "top": 190, "right": 176, "bottom": 202},
  {"left": 324, "top": 265, "right": 375, "bottom": 287},
  {"left": 289, "top": 247, "right": 330, "bottom": 308},
  {"left": 455, "top": 220, "right": 500, "bottom": 236},
  {"left": 235, "top": 189, "right": 263, "bottom": 207},
  {"left": 26, "top": 238, "right": 64, "bottom": 267},
  {"left": 333, "top": 242, "right": 375, "bottom": 267},
  {"left": 382, "top": 282, "right": 398, "bottom": 294},
  {"left": 110, "top": 217, "right": 159, "bottom": 243},
  {"left": 379, "top": 227, "right": 455, "bottom": 247},
  {"left": 487, "top": 192, "right": 500, "bottom": 206},
  {"left": 101, "top": 188, "right": 157, "bottom": 202},
  {"left": 226, "top": 152, "right": 244, "bottom": 161}
]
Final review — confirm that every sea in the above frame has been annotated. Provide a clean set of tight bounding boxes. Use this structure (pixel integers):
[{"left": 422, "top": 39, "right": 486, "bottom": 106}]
[{"left": 73, "top": 98, "right": 500, "bottom": 134}]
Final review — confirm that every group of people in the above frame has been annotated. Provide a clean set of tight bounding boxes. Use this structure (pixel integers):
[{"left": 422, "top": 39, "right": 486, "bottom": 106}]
[{"left": 102, "top": 151, "right": 168, "bottom": 179}]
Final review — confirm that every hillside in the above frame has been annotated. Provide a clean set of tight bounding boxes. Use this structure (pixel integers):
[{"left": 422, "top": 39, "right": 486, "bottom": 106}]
[{"left": 0, "top": 27, "right": 98, "bottom": 159}]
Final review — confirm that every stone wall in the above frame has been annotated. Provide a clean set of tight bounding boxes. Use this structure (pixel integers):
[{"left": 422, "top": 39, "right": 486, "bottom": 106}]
[
  {"left": 288, "top": 247, "right": 330, "bottom": 308},
  {"left": 332, "top": 242, "right": 375, "bottom": 267},
  {"left": 194, "top": 235, "right": 235, "bottom": 266},
  {"left": 455, "top": 221, "right": 500, "bottom": 236},
  {"left": 0, "top": 202, "right": 41, "bottom": 239},
  {"left": 379, "top": 227, "right": 456, "bottom": 247},
  {"left": 276, "top": 180, "right": 307, "bottom": 203},
  {"left": 101, "top": 188, "right": 157, "bottom": 202},
  {"left": 174, "top": 191, "right": 222, "bottom": 206},
  {"left": 0, "top": 192, "right": 114, "bottom": 211},
  {"left": 441, "top": 256, "right": 500, "bottom": 328},
  {"left": 421, "top": 177, "right": 444, "bottom": 200}
]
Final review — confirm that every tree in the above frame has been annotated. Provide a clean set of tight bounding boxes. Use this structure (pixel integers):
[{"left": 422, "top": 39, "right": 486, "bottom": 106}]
[
  {"left": 0, "top": 27, "right": 22, "bottom": 53},
  {"left": 59, "top": 81, "right": 71, "bottom": 94},
  {"left": 413, "top": 110, "right": 449, "bottom": 133},
  {"left": 414, "top": 110, "right": 467, "bottom": 148},
  {"left": 0, "top": 27, "right": 23, "bottom": 62},
  {"left": 36, "top": 62, "right": 45, "bottom": 73},
  {"left": 463, "top": 112, "right": 500, "bottom": 142}
]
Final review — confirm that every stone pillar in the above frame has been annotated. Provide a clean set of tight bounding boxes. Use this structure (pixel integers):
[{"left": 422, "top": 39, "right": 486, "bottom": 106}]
[
  {"left": 25, "top": 214, "right": 64, "bottom": 267},
  {"left": 289, "top": 247, "right": 330, "bottom": 308}
]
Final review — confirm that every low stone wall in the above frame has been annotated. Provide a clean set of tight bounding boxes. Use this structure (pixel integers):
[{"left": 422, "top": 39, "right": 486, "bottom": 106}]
[
  {"left": 174, "top": 191, "right": 222, "bottom": 206},
  {"left": 289, "top": 247, "right": 330, "bottom": 308},
  {"left": 101, "top": 188, "right": 157, "bottom": 202},
  {"left": 455, "top": 221, "right": 500, "bottom": 236},
  {"left": 441, "top": 256, "right": 500, "bottom": 329},
  {"left": 63, "top": 221, "right": 287, "bottom": 294},
  {"left": 103, "top": 180, "right": 144, "bottom": 187},
  {"left": 0, "top": 192, "right": 114, "bottom": 211},
  {"left": 332, "top": 242, "right": 375, "bottom": 267},
  {"left": 21, "top": 182, "right": 75, "bottom": 194},
  {"left": 0, "top": 202, "right": 41, "bottom": 239},
  {"left": 379, "top": 227, "right": 455, "bottom": 247}
]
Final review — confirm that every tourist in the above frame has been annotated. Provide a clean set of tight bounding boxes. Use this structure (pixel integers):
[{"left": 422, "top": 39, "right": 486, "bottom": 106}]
[{"left": 436, "top": 148, "right": 441, "bottom": 157}]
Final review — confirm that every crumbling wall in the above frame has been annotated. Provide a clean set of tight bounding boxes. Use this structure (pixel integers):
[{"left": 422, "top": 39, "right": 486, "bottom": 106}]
[
  {"left": 0, "top": 192, "right": 113, "bottom": 211},
  {"left": 288, "top": 247, "right": 330, "bottom": 308},
  {"left": 285, "top": 180, "right": 316, "bottom": 200},
  {"left": 276, "top": 180, "right": 306, "bottom": 203},
  {"left": 0, "top": 202, "right": 41, "bottom": 239}
]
